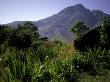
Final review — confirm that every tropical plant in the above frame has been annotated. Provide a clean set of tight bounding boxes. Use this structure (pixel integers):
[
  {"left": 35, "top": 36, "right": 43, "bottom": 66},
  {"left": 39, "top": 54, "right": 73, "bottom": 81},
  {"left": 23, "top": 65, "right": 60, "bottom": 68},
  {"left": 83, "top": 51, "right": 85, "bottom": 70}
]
[{"left": 70, "top": 21, "right": 89, "bottom": 38}]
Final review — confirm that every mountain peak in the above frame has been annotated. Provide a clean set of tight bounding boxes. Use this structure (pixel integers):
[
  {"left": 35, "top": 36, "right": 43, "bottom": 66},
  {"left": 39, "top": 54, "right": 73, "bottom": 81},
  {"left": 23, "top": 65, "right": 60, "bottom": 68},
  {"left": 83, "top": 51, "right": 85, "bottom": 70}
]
[
  {"left": 66, "top": 4, "right": 85, "bottom": 10},
  {"left": 73, "top": 4, "right": 85, "bottom": 8},
  {"left": 59, "top": 4, "right": 86, "bottom": 15}
]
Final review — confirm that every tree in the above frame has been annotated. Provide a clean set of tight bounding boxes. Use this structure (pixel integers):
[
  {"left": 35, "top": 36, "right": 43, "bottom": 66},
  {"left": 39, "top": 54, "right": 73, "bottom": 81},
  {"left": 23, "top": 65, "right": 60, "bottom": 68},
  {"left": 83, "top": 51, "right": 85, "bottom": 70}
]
[
  {"left": 70, "top": 21, "right": 89, "bottom": 39},
  {"left": 0, "top": 25, "right": 15, "bottom": 45},
  {"left": 10, "top": 21, "right": 40, "bottom": 49},
  {"left": 99, "top": 16, "right": 110, "bottom": 48}
]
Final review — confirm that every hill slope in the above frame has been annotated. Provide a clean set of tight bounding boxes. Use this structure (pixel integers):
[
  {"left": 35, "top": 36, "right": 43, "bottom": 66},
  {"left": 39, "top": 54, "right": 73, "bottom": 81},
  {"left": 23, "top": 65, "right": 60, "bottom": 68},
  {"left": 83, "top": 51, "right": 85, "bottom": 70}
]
[{"left": 7, "top": 4, "right": 110, "bottom": 41}]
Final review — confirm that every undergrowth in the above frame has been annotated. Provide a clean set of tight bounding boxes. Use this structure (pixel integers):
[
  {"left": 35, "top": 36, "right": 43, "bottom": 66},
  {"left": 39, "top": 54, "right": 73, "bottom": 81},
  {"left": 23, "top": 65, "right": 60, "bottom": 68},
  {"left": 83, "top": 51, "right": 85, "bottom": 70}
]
[{"left": 0, "top": 42, "right": 110, "bottom": 82}]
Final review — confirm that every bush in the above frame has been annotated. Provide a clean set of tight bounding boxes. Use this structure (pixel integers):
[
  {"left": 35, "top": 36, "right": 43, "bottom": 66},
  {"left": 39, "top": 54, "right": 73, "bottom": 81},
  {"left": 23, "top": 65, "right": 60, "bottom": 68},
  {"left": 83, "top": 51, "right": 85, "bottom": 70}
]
[{"left": 72, "top": 48, "right": 110, "bottom": 76}]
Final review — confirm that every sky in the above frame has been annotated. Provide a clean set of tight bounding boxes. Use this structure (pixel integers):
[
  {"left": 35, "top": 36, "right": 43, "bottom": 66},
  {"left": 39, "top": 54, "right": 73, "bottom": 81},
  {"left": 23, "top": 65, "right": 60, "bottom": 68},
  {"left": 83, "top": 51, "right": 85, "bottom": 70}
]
[{"left": 0, "top": 0, "right": 110, "bottom": 24}]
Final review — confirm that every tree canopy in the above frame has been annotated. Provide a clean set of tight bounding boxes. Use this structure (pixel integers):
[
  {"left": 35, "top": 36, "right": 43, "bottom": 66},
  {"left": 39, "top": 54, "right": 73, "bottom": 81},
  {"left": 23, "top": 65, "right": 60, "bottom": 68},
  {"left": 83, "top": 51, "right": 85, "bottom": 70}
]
[
  {"left": 0, "top": 21, "right": 48, "bottom": 50},
  {"left": 9, "top": 21, "right": 40, "bottom": 49},
  {"left": 99, "top": 16, "right": 110, "bottom": 48},
  {"left": 70, "top": 21, "right": 89, "bottom": 38}
]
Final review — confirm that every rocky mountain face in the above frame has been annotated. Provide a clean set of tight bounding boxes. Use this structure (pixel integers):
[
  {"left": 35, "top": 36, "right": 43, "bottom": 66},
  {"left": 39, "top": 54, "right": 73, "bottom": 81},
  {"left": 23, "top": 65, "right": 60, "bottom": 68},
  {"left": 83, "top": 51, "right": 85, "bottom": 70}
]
[{"left": 6, "top": 4, "right": 110, "bottom": 41}]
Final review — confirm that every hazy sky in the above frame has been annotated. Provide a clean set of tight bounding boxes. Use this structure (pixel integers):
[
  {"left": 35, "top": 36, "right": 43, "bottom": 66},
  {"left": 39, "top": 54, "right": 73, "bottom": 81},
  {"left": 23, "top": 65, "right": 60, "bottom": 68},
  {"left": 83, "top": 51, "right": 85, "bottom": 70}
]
[{"left": 0, "top": 0, "right": 110, "bottom": 24}]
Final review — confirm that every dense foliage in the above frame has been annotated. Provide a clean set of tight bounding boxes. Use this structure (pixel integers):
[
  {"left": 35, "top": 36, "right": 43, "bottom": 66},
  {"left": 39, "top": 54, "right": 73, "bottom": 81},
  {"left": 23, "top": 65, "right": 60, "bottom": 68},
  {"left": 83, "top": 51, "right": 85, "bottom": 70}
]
[
  {"left": 73, "top": 17, "right": 110, "bottom": 51},
  {"left": 99, "top": 17, "right": 110, "bottom": 48},
  {"left": 0, "top": 21, "right": 110, "bottom": 82},
  {"left": 70, "top": 21, "right": 89, "bottom": 38}
]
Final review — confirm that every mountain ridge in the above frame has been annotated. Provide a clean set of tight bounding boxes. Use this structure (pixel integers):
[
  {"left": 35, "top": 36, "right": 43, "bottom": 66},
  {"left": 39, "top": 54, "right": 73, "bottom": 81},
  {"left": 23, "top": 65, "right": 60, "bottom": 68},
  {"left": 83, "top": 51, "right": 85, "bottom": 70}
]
[{"left": 5, "top": 4, "right": 110, "bottom": 41}]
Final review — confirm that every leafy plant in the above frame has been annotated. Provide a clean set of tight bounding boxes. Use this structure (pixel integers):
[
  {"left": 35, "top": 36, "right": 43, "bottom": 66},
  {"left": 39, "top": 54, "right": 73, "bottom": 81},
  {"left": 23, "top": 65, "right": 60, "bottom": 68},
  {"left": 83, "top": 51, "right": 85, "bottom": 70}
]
[{"left": 70, "top": 21, "right": 89, "bottom": 38}]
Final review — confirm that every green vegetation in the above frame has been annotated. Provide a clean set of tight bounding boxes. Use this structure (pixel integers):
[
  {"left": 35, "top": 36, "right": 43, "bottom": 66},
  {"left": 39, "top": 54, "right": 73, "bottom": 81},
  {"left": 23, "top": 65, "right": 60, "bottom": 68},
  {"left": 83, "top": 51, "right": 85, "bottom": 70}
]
[
  {"left": 99, "top": 17, "right": 110, "bottom": 48},
  {"left": 70, "top": 21, "right": 89, "bottom": 38},
  {"left": 0, "top": 20, "right": 110, "bottom": 82}
]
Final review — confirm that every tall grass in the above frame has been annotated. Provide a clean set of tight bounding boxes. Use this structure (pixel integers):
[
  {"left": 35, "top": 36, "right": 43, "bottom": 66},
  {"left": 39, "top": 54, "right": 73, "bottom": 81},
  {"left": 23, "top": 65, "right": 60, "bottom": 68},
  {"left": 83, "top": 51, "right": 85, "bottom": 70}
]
[{"left": 1, "top": 41, "right": 110, "bottom": 82}]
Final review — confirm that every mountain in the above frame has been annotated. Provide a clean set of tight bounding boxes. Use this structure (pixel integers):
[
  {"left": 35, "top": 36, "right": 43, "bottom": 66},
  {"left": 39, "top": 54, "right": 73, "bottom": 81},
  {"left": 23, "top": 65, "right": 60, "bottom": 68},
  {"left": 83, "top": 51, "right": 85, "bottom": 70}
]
[{"left": 6, "top": 4, "right": 110, "bottom": 41}]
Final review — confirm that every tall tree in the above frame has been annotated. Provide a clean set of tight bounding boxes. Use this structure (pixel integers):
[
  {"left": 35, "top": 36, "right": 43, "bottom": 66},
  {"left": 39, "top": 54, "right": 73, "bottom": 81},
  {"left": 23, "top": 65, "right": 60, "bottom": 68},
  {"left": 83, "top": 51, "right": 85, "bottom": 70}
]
[
  {"left": 99, "top": 16, "right": 110, "bottom": 48},
  {"left": 10, "top": 21, "right": 40, "bottom": 49}
]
